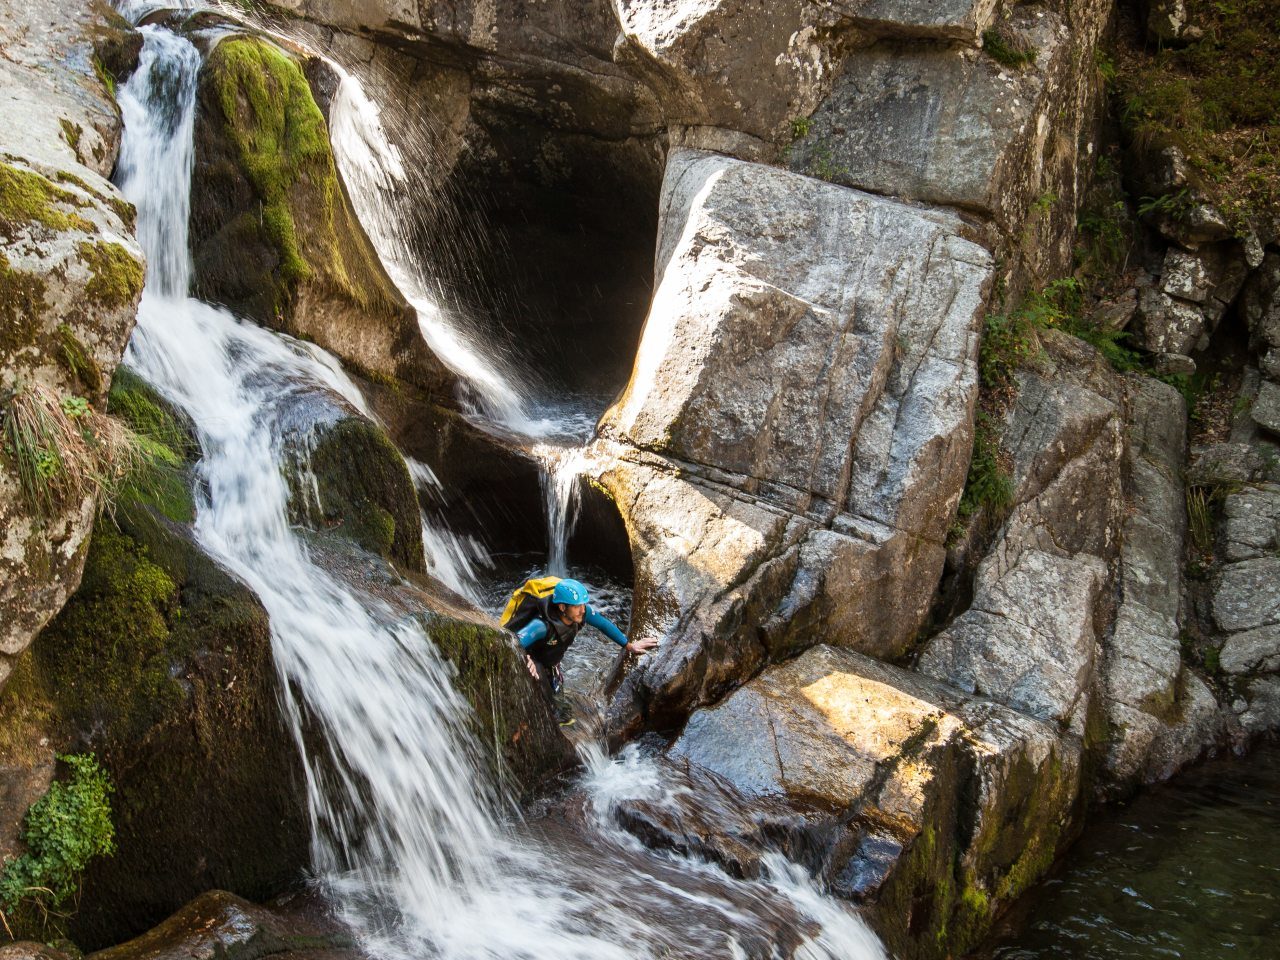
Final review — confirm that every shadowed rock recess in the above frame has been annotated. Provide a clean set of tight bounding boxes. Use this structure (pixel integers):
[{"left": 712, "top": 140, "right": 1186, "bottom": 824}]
[{"left": 6, "top": 0, "right": 1280, "bottom": 958}]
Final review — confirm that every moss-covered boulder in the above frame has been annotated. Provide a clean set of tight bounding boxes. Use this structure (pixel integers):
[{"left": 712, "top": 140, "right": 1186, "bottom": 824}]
[
  {"left": 83, "top": 890, "right": 353, "bottom": 960},
  {"left": 420, "top": 603, "right": 575, "bottom": 798},
  {"left": 275, "top": 387, "right": 425, "bottom": 573},
  {"left": 0, "top": 0, "right": 145, "bottom": 695},
  {"left": 190, "top": 35, "right": 452, "bottom": 397},
  {"left": 0, "top": 369, "right": 309, "bottom": 950}
]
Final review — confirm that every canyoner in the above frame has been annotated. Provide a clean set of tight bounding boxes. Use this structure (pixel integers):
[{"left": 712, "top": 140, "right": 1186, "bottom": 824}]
[{"left": 501, "top": 576, "right": 656, "bottom": 725}]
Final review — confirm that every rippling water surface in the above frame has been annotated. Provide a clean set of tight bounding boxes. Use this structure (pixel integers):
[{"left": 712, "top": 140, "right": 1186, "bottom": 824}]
[{"left": 978, "top": 746, "right": 1280, "bottom": 960}]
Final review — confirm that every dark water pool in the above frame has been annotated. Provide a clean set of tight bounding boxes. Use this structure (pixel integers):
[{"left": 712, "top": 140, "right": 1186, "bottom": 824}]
[{"left": 974, "top": 745, "right": 1280, "bottom": 960}]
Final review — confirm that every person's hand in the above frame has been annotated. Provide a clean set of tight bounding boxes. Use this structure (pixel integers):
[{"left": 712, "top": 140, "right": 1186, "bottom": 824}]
[
  {"left": 625, "top": 638, "right": 659, "bottom": 655},
  {"left": 525, "top": 655, "right": 540, "bottom": 680}
]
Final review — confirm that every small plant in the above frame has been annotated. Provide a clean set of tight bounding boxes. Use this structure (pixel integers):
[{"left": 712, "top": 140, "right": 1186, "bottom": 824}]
[
  {"left": 958, "top": 412, "right": 1014, "bottom": 519},
  {"left": 1, "top": 382, "right": 153, "bottom": 518},
  {"left": 982, "top": 28, "right": 1037, "bottom": 70},
  {"left": 1031, "top": 191, "right": 1058, "bottom": 216},
  {"left": 1186, "top": 481, "right": 1237, "bottom": 558},
  {"left": 0, "top": 754, "right": 115, "bottom": 933},
  {"left": 790, "top": 116, "right": 812, "bottom": 141},
  {"left": 1136, "top": 187, "right": 1195, "bottom": 222}
]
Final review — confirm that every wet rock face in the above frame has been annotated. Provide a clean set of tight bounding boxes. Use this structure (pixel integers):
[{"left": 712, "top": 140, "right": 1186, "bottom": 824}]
[
  {"left": 0, "top": 0, "right": 145, "bottom": 691},
  {"left": 618, "top": 646, "right": 1081, "bottom": 959},
  {"left": 593, "top": 149, "right": 991, "bottom": 733},
  {"left": 189, "top": 35, "right": 452, "bottom": 398}
]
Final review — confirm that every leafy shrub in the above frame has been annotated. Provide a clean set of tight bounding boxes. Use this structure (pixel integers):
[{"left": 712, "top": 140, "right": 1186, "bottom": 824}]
[{"left": 0, "top": 754, "right": 115, "bottom": 929}]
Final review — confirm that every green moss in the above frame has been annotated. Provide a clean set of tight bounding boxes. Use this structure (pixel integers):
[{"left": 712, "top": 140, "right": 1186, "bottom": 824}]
[
  {"left": 205, "top": 37, "right": 333, "bottom": 294},
  {"left": 303, "top": 417, "right": 423, "bottom": 570},
  {"left": 0, "top": 163, "right": 95, "bottom": 236},
  {"left": 56, "top": 323, "right": 103, "bottom": 395},
  {"left": 59, "top": 119, "right": 83, "bottom": 159},
  {"left": 78, "top": 240, "right": 144, "bottom": 309},
  {"left": 55, "top": 171, "right": 136, "bottom": 231},
  {"left": 28, "top": 505, "right": 310, "bottom": 947},
  {"left": 983, "top": 28, "right": 1037, "bottom": 70},
  {"left": 107, "top": 367, "right": 196, "bottom": 522},
  {"left": 0, "top": 251, "right": 48, "bottom": 355}
]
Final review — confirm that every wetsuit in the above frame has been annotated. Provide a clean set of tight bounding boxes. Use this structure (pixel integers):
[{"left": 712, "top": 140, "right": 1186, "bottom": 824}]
[{"left": 515, "top": 597, "right": 627, "bottom": 698}]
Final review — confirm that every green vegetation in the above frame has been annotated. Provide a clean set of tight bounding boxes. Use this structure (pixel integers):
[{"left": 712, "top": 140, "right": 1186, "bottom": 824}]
[
  {"left": 0, "top": 251, "right": 48, "bottom": 354},
  {"left": 208, "top": 37, "right": 331, "bottom": 287},
  {"left": 0, "top": 754, "right": 115, "bottom": 933},
  {"left": 200, "top": 35, "right": 400, "bottom": 326},
  {"left": 1115, "top": 0, "right": 1280, "bottom": 228},
  {"left": 0, "top": 162, "right": 94, "bottom": 235},
  {"left": 58, "top": 119, "right": 83, "bottom": 159},
  {"left": 107, "top": 368, "right": 197, "bottom": 523},
  {"left": 55, "top": 170, "right": 136, "bottom": 229},
  {"left": 982, "top": 27, "right": 1038, "bottom": 70},
  {"left": 56, "top": 322, "right": 103, "bottom": 394},
  {"left": 957, "top": 412, "right": 1014, "bottom": 521},
  {"left": 790, "top": 116, "right": 812, "bottom": 141},
  {"left": 1, "top": 381, "right": 153, "bottom": 519},
  {"left": 78, "top": 240, "right": 144, "bottom": 309},
  {"left": 91, "top": 55, "right": 116, "bottom": 98}
]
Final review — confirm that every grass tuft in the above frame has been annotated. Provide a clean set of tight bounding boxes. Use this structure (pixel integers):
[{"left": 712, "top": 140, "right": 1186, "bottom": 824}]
[
  {"left": 1, "top": 382, "right": 154, "bottom": 519},
  {"left": 983, "top": 28, "right": 1037, "bottom": 70}
]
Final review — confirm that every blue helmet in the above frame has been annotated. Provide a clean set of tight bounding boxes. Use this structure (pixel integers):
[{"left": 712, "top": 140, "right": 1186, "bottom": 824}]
[{"left": 552, "top": 578, "right": 589, "bottom": 606}]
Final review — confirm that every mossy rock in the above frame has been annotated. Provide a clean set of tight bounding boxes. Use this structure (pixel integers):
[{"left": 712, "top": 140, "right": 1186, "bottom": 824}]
[
  {"left": 189, "top": 36, "right": 447, "bottom": 394},
  {"left": 300, "top": 414, "right": 425, "bottom": 572},
  {"left": 422, "top": 609, "right": 574, "bottom": 799},
  {"left": 10, "top": 499, "right": 309, "bottom": 949}
]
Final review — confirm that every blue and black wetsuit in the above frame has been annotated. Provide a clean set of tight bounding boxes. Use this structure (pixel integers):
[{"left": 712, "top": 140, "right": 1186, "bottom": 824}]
[{"left": 516, "top": 595, "right": 627, "bottom": 695}]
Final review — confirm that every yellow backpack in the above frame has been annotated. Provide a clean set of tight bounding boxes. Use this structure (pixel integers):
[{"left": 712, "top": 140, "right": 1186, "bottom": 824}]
[{"left": 499, "top": 576, "right": 561, "bottom": 632}]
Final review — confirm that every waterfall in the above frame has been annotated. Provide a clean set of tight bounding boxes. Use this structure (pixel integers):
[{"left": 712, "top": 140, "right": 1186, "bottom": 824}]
[
  {"left": 110, "top": 13, "right": 886, "bottom": 960},
  {"left": 534, "top": 445, "right": 585, "bottom": 576}
]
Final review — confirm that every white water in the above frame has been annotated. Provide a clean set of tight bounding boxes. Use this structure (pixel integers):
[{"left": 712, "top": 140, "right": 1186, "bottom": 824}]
[{"left": 112, "top": 14, "right": 886, "bottom": 960}]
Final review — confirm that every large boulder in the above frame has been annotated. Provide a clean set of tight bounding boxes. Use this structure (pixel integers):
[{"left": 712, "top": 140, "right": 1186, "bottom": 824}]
[
  {"left": 0, "top": 0, "right": 145, "bottom": 690},
  {"left": 0, "top": 373, "right": 311, "bottom": 949},
  {"left": 84, "top": 890, "right": 353, "bottom": 960},
  {"left": 1098, "top": 376, "right": 1222, "bottom": 793},
  {"left": 190, "top": 35, "right": 452, "bottom": 397},
  {"left": 614, "top": 645, "right": 1081, "bottom": 960},
  {"left": 790, "top": 0, "right": 1112, "bottom": 288},
  {"left": 918, "top": 331, "right": 1125, "bottom": 735},
  {"left": 592, "top": 149, "right": 991, "bottom": 734}
]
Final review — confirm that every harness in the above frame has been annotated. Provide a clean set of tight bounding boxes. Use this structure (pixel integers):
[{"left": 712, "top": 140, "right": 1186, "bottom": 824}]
[{"left": 523, "top": 595, "right": 582, "bottom": 669}]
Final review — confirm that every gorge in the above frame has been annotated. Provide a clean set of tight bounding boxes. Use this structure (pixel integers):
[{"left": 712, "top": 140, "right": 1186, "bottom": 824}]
[{"left": 1, "top": 1, "right": 1278, "bottom": 959}]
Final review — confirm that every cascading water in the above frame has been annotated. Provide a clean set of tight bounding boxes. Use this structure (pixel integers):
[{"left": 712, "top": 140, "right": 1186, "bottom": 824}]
[{"left": 111, "top": 10, "right": 887, "bottom": 959}]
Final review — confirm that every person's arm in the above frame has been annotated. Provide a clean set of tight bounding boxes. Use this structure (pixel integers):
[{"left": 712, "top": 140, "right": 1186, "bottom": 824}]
[
  {"left": 586, "top": 605, "right": 660, "bottom": 655},
  {"left": 584, "top": 606, "right": 628, "bottom": 647},
  {"left": 516, "top": 619, "right": 548, "bottom": 649}
]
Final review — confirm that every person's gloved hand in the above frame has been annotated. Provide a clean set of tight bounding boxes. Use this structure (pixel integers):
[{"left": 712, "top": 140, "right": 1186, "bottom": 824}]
[{"left": 625, "top": 638, "right": 659, "bottom": 655}]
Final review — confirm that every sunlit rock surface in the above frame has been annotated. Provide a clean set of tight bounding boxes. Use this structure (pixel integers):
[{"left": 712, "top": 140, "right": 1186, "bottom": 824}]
[
  {"left": 593, "top": 149, "right": 991, "bottom": 733},
  {"left": 619, "top": 645, "right": 1080, "bottom": 959},
  {"left": 0, "top": 0, "right": 144, "bottom": 689}
]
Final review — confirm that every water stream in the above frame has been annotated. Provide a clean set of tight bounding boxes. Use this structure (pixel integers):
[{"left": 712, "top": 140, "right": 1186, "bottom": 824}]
[
  {"left": 109, "top": 11, "right": 887, "bottom": 960},
  {"left": 977, "top": 746, "right": 1280, "bottom": 960}
]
